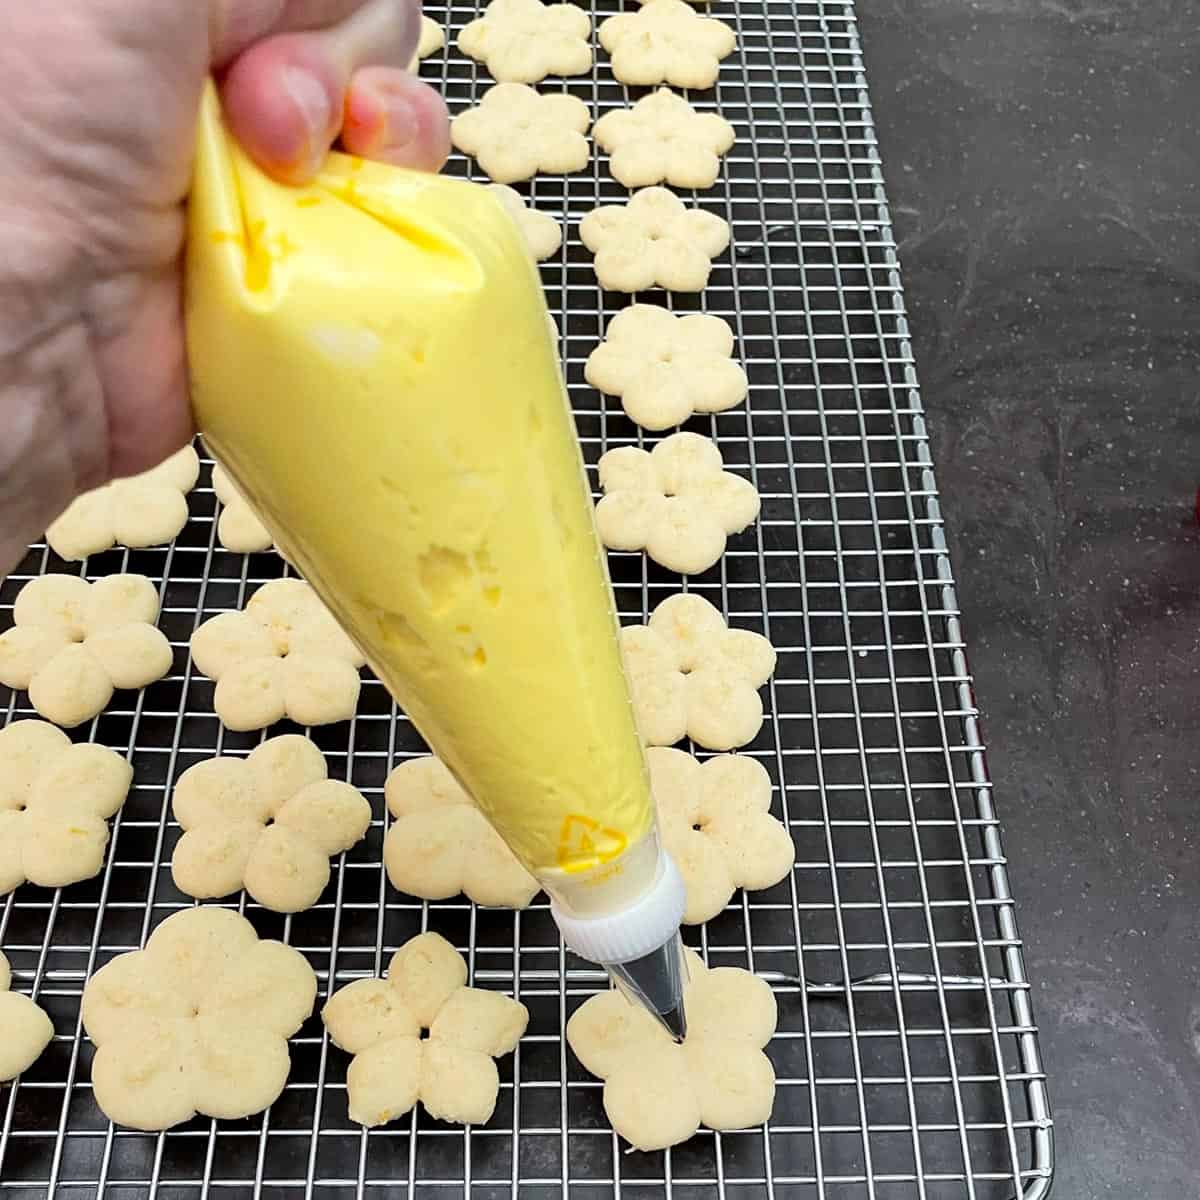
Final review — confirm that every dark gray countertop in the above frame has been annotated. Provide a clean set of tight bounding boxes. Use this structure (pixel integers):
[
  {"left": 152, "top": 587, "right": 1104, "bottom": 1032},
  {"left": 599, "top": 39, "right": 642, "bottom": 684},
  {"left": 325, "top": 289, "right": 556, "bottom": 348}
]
[{"left": 857, "top": 1, "right": 1200, "bottom": 1195}]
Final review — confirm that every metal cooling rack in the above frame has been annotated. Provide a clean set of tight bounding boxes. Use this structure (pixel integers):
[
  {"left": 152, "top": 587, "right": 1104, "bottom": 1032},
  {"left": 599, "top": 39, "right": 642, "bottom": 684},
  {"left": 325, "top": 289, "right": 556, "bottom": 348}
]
[{"left": 0, "top": 1, "right": 1053, "bottom": 1196}]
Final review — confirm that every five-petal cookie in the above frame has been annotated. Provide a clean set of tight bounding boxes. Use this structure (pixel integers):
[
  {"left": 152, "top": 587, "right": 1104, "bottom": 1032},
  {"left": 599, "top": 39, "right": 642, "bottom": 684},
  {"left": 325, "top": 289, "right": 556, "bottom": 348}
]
[
  {"left": 459, "top": 0, "right": 592, "bottom": 83},
  {"left": 171, "top": 734, "right": 371, "bottom": 913},
  {"left": 452, "top": 83, "right": 591, "bottom": 183},
  {"left": 585, "top": 305, "right": 748, "bottom": 430},
  {"left": 596, "top": 432, "right": 759, "bottom": 574},
  {"left": 487, "top": 185, "right": 563, "bottom": 260},
  {"left": 648, "top": 747, "right": 793, "bottom": 923},
  {"left": 567, "top": 948, "right": 776, "bottom": 1150},
  {"left": 384, "top": 756, "right": 539, "bottom": 908},
  {"left": 45, "top": 446, "right": 200, "bottom": 561},
  {"left": 322, "top": 932, "right": 528, "bottom": 1126},
  {"left": 594, "top": 88, "right": 735, "bottom": 190},
  {"left": 212, "top": 463, "right": 274, "bottom": 553},
  {"left": 190, "top": 578, "right": 365, "bottom": 730},
  {"left": 620, "top": 593, "right": 776, "bottom": 750},
  {"left": 599, "top": 0, "right": 735, "bottom": 91},
  {"left": 408, "top": 15, "right": 444, "bottom": 70},
  {"left": 581, "top": 188, "right": 729, "bottom": 292},
  {"left": 81, "top": 907, "right": 317, "bottom": 1130},
  {"left": 0, "top": 951, "right": 54, "bottom": 1083},
  {"left": 0, "top": 574, "right": 173, "bottom": 727},
  {"left": 0, "top": 720, "right": 132, "bottom": 895}
]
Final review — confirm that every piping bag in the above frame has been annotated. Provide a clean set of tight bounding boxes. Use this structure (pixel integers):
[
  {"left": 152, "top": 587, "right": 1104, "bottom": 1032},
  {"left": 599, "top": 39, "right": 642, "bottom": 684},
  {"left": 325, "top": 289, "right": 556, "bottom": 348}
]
[{"left": 185, "top": 84, "right": 688, "bottom": 1039}]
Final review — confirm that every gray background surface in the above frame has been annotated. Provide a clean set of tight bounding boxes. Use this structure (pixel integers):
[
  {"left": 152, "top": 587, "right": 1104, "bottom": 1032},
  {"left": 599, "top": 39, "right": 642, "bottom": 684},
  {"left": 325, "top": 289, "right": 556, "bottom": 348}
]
[{"left": 858, "top": 1, "right": 1200, "bottom": 1195}]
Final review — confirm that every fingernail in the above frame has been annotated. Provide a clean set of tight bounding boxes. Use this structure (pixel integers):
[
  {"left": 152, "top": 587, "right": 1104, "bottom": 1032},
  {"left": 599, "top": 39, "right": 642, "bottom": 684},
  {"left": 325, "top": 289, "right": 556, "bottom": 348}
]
[
  {"left": 281, "top": 65, "right": 332, "bottom": 142},
  {"left": 377, "top": 94, "right": 420, "bottom": 154}
]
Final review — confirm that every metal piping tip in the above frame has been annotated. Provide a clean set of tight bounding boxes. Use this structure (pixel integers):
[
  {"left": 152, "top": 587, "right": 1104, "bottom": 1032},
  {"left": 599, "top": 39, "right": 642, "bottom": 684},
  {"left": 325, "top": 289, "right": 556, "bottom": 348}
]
[
  {"left": 605, "top": 932, "right": 689, "bottom": 1043},
  {"left": 655, "top": 1002, "right": 688, "bottom": 1043}
]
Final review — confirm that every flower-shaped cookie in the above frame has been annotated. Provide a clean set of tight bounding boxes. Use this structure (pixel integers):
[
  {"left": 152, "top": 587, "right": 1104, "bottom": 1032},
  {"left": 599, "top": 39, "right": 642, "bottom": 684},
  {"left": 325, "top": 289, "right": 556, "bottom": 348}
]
[
  {"left": 1, "top": 951, "right": 54, "bottom": 1083},
  {"left": 81, "top": 907, "right": 317, "bottom": 1130},
  {"left": 458, "top": 0, "right": 592, "bottom": 83},
  {"left": 384, "top": 757, "right": 539, "bottom": 908},
  {"left": 452, "top": 83, "right": 590, "bottom": 184},
  {"left": 567, "top": 948, "right": 776, "bottom": 1150},
  {"left": 171, "top": 735, "right": 371, "bottom": 913},
  {"left": 0, "top": 720, "right": 132, "bottom": 895},
  {"left": 45, "top": 446, "right": 200, "bottom": 561},
  {"left": 596, "top": 432, "right": 759, "bottom": 575},
  {"left": 409, "top": 15, "right": 444, "bottom": 71},
  {"left": 0, "top": 574, "right": 173, "bottom": 728},
  {"left": 322, "top": 931, "right": 528, "bottom": 1127},
  {"left": 594, "top": 89, "right": 735, "bottom": 190},
  {"left": 488, "top": 185, "right": 563, "bottom": 260},
  {"left": 620, "top": 594, "right": 776, "bottom": 750},
  {"left": 190, "top": 578, "right": 365, "bottom": 730},
  {"left": 580, "top": 188, "right": 729, "bottom": 293},
  {"left": 648, "top": 747, "right": 792, "bottom": 923},
  {"left": 585, "top": 304, "right": 748, "bottom": 431},
  {"left": 212, "top": 463, "right": 273, "bottom": 553},
  {"left": 599, "top": 0, "right": 735, "bottom": 91}
]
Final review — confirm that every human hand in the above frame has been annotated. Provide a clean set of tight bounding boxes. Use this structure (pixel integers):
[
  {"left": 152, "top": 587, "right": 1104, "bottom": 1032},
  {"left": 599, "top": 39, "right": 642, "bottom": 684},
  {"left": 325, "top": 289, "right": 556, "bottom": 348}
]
[{"left": 0, "top": 0, "right": 450, "bottom": 575}]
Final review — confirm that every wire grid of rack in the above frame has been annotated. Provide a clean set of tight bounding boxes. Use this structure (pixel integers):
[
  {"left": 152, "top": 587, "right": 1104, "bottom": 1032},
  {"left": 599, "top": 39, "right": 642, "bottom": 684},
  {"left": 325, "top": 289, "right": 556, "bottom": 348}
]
[{"left": 0, "top": 1, "right": 1053, "bottom": 1196}]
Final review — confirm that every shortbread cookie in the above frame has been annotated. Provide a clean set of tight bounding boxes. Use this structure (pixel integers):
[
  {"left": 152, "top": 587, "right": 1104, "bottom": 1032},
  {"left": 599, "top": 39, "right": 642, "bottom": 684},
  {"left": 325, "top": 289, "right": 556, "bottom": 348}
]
[
  {"left": 0, "top": 720, "right": 133, "bottom": 894},
  {"left": 384, "top": 757, "right": 539, "bottom": 908},
  {"left": 408, "top": 15, "right": 444, "bottom": 70},
  {"left": 190, "top": 578, "right": 365, "bottom": 730},
  {"left": 212, "top": 463, "right": 273, "bottom": 553},
  {"left": 322, "top": 932, "right": 528, "bottom": 1127},
  {"left": 596, "top": 432, "right": 759, "bottom": 575},
  {"left": 172, "top": 735, "right": 371, "bottom": 913},
  {"left": 580, "top": 188, "right": 729, "bottom": 293},
  {"left": 0, "top": 951, "right": 54, "bottom": 1083},
  {"left": 452, "top": 84, "right": 590, "bottom": 184},
  {"left": 599, "top": 0, "right": 735, "bottom": 91},
  {"left": 620, "top": 594, "right": 776, "bottom": 750},
  {"left": 648, "top": 747, "right": 792, "bottom": 923},
  {"left": 459, "top": 0, "right": 592, "bottom": 83},
  {"left": 594, "top": 89, "right": 735, "bottom": 190},
  {"left": 487, "top": 185, "right": 563, "bottom": 260},
  {"left": 566, "top": 948, "right": 776, "bottom": 1150},
  {"left": 0, "top": 574, "right": 173, "bottom": 728},
  {"left": 45, "top": 446, "right": 200, "bottom": 561},
  {"left": 585, "top": 305, "right": 748, "bottom": 431},
  {"left": 81, "top": 907, "right": 317, "bottom": 1130}
]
